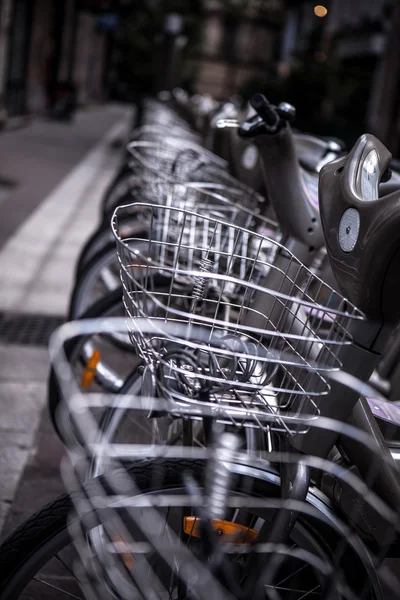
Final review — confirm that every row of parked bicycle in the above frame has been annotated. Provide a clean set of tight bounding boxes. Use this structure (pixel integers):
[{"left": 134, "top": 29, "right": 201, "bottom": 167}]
[{"left": 1, "top": 89, "right": 400, "bottom": 599}]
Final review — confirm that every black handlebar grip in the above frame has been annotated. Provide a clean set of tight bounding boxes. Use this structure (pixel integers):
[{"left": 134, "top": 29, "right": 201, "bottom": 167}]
[
  {"left": 319, "top": 133, "right": 400, "bottom": 324},
  {"left": 250, "top": 94, "right": 279, "bottom": 129}
]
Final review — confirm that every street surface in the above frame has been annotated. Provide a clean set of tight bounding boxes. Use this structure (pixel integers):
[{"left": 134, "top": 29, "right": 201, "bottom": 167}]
[{"left": 0, "top": 104, "right": 132, "bottom": 541}]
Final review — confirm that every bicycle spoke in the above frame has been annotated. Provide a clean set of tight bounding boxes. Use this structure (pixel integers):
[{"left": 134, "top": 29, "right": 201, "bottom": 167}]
[
  {"left": 54, "top": 553, "right": 78, "bottom": 580},
  {"left": 265, "top": 583, "right": 320, "bottom": 596},
  {"left": 33, "top": 576, "right": 84, "bottom": 599},
  {"left": 298, "top": 584, "right": 321, "bottom": 598},
  {"left": 275, "top": 562, "right": 308, "bottom": 587}
]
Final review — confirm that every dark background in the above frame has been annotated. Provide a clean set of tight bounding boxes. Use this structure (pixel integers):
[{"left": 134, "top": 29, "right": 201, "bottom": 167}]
[{"left": 0, "top": 0, "right": 399, "bottom": 153}]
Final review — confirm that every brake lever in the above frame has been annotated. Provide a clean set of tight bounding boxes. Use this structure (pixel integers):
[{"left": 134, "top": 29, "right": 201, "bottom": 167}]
[
  {"left": 215, "top": 119, "right": 240, "bottom": 129},
  {"left": 316, "top": 150, "right": 341, "bottom": 173},
  {"left": 238, "top": 115, "right": 268, "bottom": 138}
]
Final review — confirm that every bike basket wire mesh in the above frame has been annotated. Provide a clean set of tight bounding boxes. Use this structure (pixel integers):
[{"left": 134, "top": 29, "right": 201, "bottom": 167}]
[
  {"left": 113, "top": 184, "right": 278, "bottom": 247},
  {"left": 129, "top": 123, "right": 201, "bottom": 145},
  {"left": 127, "top": 140, "right": 259, "bottom": 197},
  {"left": 113, "top": 204, "right": 364, "bottom": 433},
  {"left": 49, "top": 320, "right": 400, "bottom": 600},
  {"left": 142, "top": 98, "right": 190, "bottom": 129}
]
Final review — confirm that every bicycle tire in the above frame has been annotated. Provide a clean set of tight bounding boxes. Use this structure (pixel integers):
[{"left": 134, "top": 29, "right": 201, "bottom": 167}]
[
  {"left": 101, "top": 164, "right": 131, "bottom": 209},
  {"left": 48, "top": 287, "right": 132, "bottom": 438},
  {"left": 74, "top": 212, "right": 146, "bottom": 280},
  {"left": 74, "top": 222, "right": 116, "bottom": 280},
  {"left": 0, "top": 459, "right": 200, "bottom": 599},
  {"left": 68, "top": 242, "right": 120, "bottom": 320},
  {"left": 0, "top": 459, "right": 380, "bottom": 599},
  {"left": 101, "top": 169, "right": 134, "bottom": 220},
  {"left": 54, "top": 268, "right": 175, "bottom": 438}
]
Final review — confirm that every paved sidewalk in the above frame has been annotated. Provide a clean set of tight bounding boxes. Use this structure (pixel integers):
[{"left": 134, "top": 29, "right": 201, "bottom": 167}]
[
  {"left": 0, "top": 105, "right": 132, "bottom": 250},
  {"left": 0, "top": 346, "right": 49, "bottom": 534},
  {"left": 0, "top": 105, "right": 131, "bottom": 316},
  {"left": 0, "top": 104, "right": 133, "bottom": 538}
]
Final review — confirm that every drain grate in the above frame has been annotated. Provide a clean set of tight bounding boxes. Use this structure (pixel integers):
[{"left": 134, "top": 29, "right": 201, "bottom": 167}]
[{"left": 0, "top": 312, "right": 64, "bottom": 347}]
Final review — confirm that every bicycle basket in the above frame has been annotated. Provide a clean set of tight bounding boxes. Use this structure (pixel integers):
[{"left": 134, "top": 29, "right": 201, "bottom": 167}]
[
  {"left": 113, "top": 183, "right": 277, "bottom": 248},
  {"left": 114, "top": 204, "right": 364, "bottom": 432},
  {"left": 142, "top": 98, "right": 190, "bottom": 129},
  {"left": 50, "top": 318, "right": 400, "bottom": 600},
  {"left": 129, "top": 124, "right": 202, "bottom": 145},
  {"left": 127, "top": 140, "right": 259, "bottom": 197}
]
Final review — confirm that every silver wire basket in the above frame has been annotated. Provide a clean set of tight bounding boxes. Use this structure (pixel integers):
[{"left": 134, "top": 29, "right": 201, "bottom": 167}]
[
  {"left": 142, "top": 98, "right": 190, "bottom": 129},
  {"left": 126, "top": 140, "right": 260, "bottom": 198},
  {"left": 49, "top": 319, "right": 400, "bottom": 600},
  {"left": 114, "top": 204, "right": 364, "bottom": 432},
  {"left": 112, "top": 184, "right": 278, "bottom": 252},
  {"left": 129, "top": 124, "right": 201, "bottom": 145}
]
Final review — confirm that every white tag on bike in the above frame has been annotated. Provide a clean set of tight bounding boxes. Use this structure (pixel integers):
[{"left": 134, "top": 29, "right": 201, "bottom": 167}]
[{"left": 241, "top": 145, "right": 259, "bottom": 170}]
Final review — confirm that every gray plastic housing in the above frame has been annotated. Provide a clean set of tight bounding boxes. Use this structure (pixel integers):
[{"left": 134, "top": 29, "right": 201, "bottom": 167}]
[
  {"left": 254, "top": 123, "right": 324, "bottom": 249},
  {"left": 319, "top": 133, "right": 400, "bottom": 324}
]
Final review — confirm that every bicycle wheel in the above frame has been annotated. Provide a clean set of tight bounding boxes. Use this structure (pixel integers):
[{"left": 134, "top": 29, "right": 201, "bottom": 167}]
[
  {"left": 51, "top": 273, "right": 174, "bottom": 439},
  {"left": 101, "top": 165, "right": 133, "bottom": 216},
  {"left": 48, "top": 288, "right": 140, "bottom": 439},
  {"left": 101, "top": 169, "right": 133, "bottom": 219},
  {"left": 69, "top": 243, "right": 119, "bottom": 319},
  {"left": 70, "top": 233, "right": 154, "bottom": 319},
  {"left": 74, "top": 213, "right": 145, "bottom": 280},
  {"left": 0, "top": 459, "right": 379, "bottom": 599}
]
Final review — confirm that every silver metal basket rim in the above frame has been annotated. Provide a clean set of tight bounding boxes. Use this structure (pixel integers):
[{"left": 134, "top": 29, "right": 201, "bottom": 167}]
[
  {"left": 127, "top": 139, "right": 228, "bottom": 170},
  {"left": 124, "top": 313, "right": 338, "bottom": 365},
  {"left": 129, "top": 124, "right": 201, "bottom": 142},
  {"left": 121, "top": 172, "right": 267, "bottom": 207},
  {"left": 132, "top": 123, "right": 198, "bottom": 135},
  {"left": 122, "top": 284, "right": 357, "bottom": 349},
  {"left": 49, "top": 318, "right": 391, "bottom": 443},
  {"left": 126, "top": 141, "right": 261, "bottom": 196},
  {"left": 112, "top": 185, "right": 277, "bottom": 229},
  {"left": 113, "top": 202, "right": 364, "bottom": 321}
]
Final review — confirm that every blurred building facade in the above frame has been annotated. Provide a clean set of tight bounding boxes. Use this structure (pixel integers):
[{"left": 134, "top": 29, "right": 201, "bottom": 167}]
[
  {"left": 2, "top": 0, "right": 400, "bottom": 154},
  {"left": 0, "top": 0, "right": 112, "bottom": 127},
  {"left": 195, "top": 0, "right": 284, "bottom": 99},
  {"left": 279, "top": 0, "right": 400, "bottom": 151}
]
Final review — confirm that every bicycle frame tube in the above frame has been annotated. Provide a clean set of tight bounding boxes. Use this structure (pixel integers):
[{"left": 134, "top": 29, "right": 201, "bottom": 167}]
[
  {"left": 241, "top": 239, "right": 323, "bottom": 517},
  {"left": 290, "top": 323, "right": 383, "bottom": 457},
  {"left": 340, "top": 397, "right": 400, "bottom": 510},
  {"left": 244, "top": 240, "right": 400, "bottom": 523},
  {"left": 244, "top": 239, "right": 316, "bottom": 333},
  {"left": 254, "top": 125, "right": 324, "bottom": 249}
]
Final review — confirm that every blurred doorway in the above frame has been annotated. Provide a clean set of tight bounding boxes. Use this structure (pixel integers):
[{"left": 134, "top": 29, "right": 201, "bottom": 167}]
[{"left": 5, "top": 0, "right": 32, "bottom": 117}]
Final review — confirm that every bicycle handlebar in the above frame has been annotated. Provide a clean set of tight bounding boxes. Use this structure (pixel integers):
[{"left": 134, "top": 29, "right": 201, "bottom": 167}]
[
  {"left": 241, "top": 120, "right": 324, "bottom": 249},
  {"left": 250, "top": 94, "right": 280, "bottom": 130},
  {"left": 239, "top": 95, "right": 324, "bottom": 248}
]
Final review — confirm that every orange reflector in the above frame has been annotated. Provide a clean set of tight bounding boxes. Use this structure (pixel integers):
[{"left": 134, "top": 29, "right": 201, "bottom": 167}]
[
  {"left": 113, "top": 534, "right": 135, "bottom": 570},
  {"left": 184, "top": 517, "right": 258, "bottom": 544},
  {"left": 81, "top": 349, "right": 101, "bottom": 389}
]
